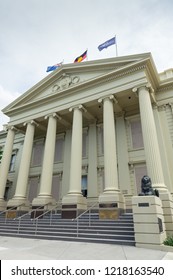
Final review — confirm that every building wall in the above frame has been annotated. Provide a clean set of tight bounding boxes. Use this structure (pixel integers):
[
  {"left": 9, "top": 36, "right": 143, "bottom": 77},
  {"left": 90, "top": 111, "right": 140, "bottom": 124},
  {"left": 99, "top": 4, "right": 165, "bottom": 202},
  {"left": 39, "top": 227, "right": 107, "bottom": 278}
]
[
  {"left": 1, "top": 56, "right": 173, "bottom": 209},
  {"left": 1, "top": 97, "right": 173, "bottom": 206}
]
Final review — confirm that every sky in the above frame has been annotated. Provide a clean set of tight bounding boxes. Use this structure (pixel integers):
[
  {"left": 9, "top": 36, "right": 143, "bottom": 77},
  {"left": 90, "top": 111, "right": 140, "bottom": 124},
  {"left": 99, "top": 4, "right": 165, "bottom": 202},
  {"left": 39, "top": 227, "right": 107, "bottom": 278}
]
[{"left": 0, "top": 0, "right": 173, "bottom": 130}]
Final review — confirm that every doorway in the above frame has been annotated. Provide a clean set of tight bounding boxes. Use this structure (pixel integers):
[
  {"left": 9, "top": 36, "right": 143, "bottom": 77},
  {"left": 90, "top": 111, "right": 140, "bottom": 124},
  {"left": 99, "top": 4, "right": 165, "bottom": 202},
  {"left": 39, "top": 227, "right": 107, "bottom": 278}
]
[{"left": 81, "top": 175, "right": 87, "bottom": 197}]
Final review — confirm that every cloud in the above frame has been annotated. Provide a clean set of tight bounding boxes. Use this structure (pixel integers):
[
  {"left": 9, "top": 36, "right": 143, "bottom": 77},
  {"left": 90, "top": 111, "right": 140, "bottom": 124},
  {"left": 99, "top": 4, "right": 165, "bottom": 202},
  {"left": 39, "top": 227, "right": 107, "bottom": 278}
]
[
  {"left": 0, "top": 85, "right": 20, "bottom": 130},
  {"left": 0, "top": 0, "right": 173, "bottom": 130}
]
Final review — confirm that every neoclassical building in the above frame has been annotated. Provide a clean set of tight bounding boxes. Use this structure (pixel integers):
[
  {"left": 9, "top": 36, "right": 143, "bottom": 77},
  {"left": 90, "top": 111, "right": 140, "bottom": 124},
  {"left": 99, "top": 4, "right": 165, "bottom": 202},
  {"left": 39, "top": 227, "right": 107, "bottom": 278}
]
[{"left": 0, "top": 53, "right": 173, "bottom": 219}]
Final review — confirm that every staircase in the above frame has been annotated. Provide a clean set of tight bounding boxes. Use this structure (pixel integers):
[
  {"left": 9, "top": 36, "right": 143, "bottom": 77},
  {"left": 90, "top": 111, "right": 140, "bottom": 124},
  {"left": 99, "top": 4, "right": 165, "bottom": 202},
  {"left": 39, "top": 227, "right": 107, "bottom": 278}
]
[{"left": 0, "top": 210, "right": 135, "bottom": 246}]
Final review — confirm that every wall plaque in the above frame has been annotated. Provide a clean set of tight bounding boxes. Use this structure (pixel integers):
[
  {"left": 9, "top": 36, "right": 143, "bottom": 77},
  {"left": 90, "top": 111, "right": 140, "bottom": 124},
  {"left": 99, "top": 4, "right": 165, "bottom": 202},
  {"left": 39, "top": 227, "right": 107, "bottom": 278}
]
[
  {"left": 138, "top": 203, "right": 149, "bottom": 207},
  {"left": 158, "top": 218, "right": 163, "bottom": 233}
]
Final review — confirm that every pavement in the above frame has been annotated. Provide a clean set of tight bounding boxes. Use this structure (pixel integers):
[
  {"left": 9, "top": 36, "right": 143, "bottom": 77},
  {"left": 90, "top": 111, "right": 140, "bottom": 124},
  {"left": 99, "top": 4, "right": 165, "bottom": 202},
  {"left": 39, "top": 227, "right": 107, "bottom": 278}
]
[{"left": 0, "top": 236, "right": 173, "bottom": 260}]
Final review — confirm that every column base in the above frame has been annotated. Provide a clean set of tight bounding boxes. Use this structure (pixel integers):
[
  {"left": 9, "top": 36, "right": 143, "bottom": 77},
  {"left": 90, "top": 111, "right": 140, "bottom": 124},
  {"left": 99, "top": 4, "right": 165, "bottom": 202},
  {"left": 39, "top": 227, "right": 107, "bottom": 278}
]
[
  {"left": 132, "top": 196, "right": 166, "bottom": 247},
  {"left": 62, "top": 194, "right": 87, "bottom": 219},
  {"left": 7, "top": 197, "right": 30, "bottom": 211},
  {"left": 159, "top": 191, "right": 173, "bottom": 235},
  {"left": 0, "top": 199, "right": 7, "bottom": 211},
  {"left": 98, "top": 191, "right": 125, "bottom": 220},
  {"left": 6, "top": 198, "right": 30, "bottom": 218},
  {"left": 32, "top": 196, "right": 56, "bottom": 209}
]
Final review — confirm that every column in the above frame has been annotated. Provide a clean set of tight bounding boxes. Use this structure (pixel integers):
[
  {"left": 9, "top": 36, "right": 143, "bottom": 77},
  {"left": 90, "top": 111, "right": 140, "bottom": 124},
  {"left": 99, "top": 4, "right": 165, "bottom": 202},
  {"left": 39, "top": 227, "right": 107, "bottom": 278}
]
[
  {"left": 7, "top": 121, "right": 36, "bottom": 209},
  {"left": 101, "top": 96, "right": 119, "bottom": 192},
  {"left": 32, "top": 114, "right": 57, "bottom": 207},
  {"left": 0, "top": 127, "right": 15, "bottom": 209},
  {"left": 134, "top": 85, "right": 167, "bottom": 192},
  {"left": 98, "top": 96, "right": 125, "bottom": 219},
  {"left": 62, "top": 105, "right": 87, "bottom": 218},
  {"left": 133, "top": 85, "right": 173, "bottom": 235},
  {"left": 68, "top": 106, "right": 83, "bottom": 195},
  {"left": 116, "top": 113, "right": 132, "bottom": 211},
  {"left": 116, "top": 113, "right": 131, "bottom": 193},
  {"left": 153, "top": 105, "right": 173, "bottom": 194}
]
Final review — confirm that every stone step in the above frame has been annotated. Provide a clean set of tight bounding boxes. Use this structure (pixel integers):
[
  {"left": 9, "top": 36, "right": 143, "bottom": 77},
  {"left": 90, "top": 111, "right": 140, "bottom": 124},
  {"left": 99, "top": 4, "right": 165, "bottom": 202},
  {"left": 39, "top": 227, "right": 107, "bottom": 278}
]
[
  {"left": 0, "top": 212, "right": 135, "bottom": 246},
  {"left": 0, "top": 231, "right": 135, "bottom": 246},
  {"left": 0, "top": 225, "right": 134, "bottom": 236}
]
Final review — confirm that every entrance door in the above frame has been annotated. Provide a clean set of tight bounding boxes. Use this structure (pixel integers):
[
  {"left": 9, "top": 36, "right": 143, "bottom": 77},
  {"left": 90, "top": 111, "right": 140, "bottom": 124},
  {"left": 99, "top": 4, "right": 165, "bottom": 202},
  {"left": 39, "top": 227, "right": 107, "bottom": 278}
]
[{"left": 81, "top": 175, "right": 87, "bottom": 197}]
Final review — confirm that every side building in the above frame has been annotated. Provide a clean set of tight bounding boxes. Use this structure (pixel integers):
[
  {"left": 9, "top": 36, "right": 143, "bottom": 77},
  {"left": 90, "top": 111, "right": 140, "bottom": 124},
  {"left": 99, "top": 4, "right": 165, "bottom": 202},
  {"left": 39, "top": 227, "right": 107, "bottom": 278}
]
[{"left": 0, "top": 53, "right": 173, "bottom": 218}]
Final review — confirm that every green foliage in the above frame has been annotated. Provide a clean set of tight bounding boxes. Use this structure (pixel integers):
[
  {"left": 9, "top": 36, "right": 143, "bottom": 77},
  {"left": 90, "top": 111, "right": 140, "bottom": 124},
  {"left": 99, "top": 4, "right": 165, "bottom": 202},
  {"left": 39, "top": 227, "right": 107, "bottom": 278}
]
[{"left": 164, "top": 236, "right": 173, "bottom": 247}]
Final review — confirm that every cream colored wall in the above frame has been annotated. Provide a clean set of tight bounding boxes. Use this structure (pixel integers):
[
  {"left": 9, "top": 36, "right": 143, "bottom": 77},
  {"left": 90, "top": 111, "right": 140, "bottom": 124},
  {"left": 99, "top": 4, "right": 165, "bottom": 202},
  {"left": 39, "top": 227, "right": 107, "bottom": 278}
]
[
  {"left": 1, "top": 66, "right": 173, "bottom": 205},
  {"left": 1, "top": 96, "right": 173, "bottom": 205}
]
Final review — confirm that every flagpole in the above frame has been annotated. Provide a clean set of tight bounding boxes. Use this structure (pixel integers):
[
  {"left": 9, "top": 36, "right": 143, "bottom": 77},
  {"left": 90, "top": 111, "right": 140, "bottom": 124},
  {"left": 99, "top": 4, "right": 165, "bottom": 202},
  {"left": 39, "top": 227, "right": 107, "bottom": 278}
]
[
  {"left": 86, "top": 48, "right": 88, "bottom": 61},
  {"left": 115, "top": 35, "right": 118, "bottom": 57}
]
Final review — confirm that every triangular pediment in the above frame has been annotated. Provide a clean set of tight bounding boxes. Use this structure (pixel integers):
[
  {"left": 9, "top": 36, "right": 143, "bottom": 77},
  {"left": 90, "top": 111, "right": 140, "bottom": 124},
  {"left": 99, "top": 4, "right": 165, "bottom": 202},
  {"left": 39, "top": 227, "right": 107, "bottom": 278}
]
[{"left": 3, "top": 53, "right": 154, "bottom": 114}]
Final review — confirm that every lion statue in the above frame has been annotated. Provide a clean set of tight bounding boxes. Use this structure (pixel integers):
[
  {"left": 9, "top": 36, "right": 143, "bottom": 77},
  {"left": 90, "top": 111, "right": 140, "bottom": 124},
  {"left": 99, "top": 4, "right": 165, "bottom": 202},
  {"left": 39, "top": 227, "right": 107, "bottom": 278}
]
[{"left": 139, "top": 175, "right": 159, "bottom": 197}]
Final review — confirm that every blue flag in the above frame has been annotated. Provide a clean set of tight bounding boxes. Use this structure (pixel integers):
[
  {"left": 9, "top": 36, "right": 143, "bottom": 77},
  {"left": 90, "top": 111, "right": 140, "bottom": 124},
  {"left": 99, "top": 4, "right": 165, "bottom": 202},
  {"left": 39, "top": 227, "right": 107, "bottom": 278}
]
[
  {"left": 98, "top": 37, "right": 116, "bottom": 51},
  {"left": 46, "top": 62, "right": 63, "bottom": 72}
]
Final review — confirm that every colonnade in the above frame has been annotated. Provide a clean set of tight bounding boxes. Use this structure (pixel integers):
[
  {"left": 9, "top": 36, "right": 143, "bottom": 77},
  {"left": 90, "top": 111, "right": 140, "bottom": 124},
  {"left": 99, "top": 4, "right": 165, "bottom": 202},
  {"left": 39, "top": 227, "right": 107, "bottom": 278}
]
[{"left": 0, "top": 84, "right": 171, "bottom": 213}]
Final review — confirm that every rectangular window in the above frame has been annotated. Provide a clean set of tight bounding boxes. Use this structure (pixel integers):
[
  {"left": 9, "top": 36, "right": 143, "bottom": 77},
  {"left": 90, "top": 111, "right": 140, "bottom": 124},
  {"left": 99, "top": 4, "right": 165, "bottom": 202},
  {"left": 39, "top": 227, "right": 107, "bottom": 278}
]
[
  {"left": 131, "top": 120, "right": 144, "bottom": 149},
  {"left": 51, "top": 175, "right": 61, "bottom": 201},
  {"left": 32, "top": 142, "right": 44, "bottom": 166},
  {"left": 28, "top": 177, "right": 39, "bottom": 202},
  {"left": 54, "top": 138, "right": 64, "bottom": 162},
  {"left": 9, "top": 154, "right": 16, "bottom": 172}
]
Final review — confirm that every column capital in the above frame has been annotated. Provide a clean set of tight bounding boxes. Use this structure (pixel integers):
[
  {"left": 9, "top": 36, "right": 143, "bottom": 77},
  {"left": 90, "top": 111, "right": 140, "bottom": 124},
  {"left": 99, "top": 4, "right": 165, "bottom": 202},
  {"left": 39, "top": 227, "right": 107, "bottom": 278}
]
[
  {"left": 132, "top": 83, "right": 157, "bottom": 104},
  {"left": 69, "top": 104, "right": 87, "bottom": 113},
  {"left": 4, "top": 125, "right": 18, "bottom": 132},
  {"left": 98, "top": 94, "right": 116, "bottom": 104},
  {"left": 133, "top": 82, "right": 154, "bottom": 93},
  {"left": 23, "top": 120, "right": 39, "bottom": 127},
  {"left": 44, "top": 113, "right": 61, "bottom": 120}
]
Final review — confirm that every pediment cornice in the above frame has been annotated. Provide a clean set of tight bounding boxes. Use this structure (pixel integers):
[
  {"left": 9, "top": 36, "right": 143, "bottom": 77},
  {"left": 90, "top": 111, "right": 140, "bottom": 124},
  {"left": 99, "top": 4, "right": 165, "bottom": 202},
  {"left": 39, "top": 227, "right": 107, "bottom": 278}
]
[{"left": 3, "top": 53, "right": 159, "bottom": 116}]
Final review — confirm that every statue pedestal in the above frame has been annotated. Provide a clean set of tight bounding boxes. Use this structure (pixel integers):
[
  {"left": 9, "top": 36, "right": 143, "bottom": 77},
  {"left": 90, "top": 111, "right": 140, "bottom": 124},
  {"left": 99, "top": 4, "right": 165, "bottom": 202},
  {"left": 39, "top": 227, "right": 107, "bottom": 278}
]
[
  {"left": 159, "top": 191, "right": 173, "bottom": 235},
  {"left": 132, "top": 196, "right": 166, "bottom": 248}
]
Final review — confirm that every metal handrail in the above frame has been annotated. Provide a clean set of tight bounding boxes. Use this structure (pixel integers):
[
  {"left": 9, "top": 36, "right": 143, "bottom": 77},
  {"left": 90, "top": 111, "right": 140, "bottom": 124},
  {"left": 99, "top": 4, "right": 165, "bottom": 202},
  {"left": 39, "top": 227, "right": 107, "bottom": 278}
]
[
  {"left": 0, "top": 205, "right": 19, "bottom": 216},
  {"left": 0, "top": 204, "right": 25, "bottom": 224},
  {"left": 72, "top": 202, "right": 98, "bottom": 221},
  {"left": 33, "top": 204, "right": 60, "bottom": 235},
  {"left": 16, "top": 203, "right": 50, "bottom": 234},
  {"left": 33, "top": 204, "right": 58, "bottom": 221},
  {"left": 14, "top": 204, "right": 49, "bottom": 221},
  {"left": 72, "top": 202, "right": 98, "bottom": 237}
]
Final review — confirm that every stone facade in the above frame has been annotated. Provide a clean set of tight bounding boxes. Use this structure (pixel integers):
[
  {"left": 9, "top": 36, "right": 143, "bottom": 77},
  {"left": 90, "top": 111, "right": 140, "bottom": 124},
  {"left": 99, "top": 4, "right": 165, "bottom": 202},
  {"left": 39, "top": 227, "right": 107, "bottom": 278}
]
[{"left": 0, "top": 53, "right": 173, "bottom": 215}]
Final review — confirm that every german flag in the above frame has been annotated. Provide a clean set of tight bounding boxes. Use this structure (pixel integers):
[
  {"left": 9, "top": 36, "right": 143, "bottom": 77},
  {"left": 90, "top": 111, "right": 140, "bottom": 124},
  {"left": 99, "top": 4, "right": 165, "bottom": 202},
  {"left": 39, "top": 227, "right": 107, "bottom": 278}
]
[{"left": 74, "top": 50, "right": 87, "bottom": 63}]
